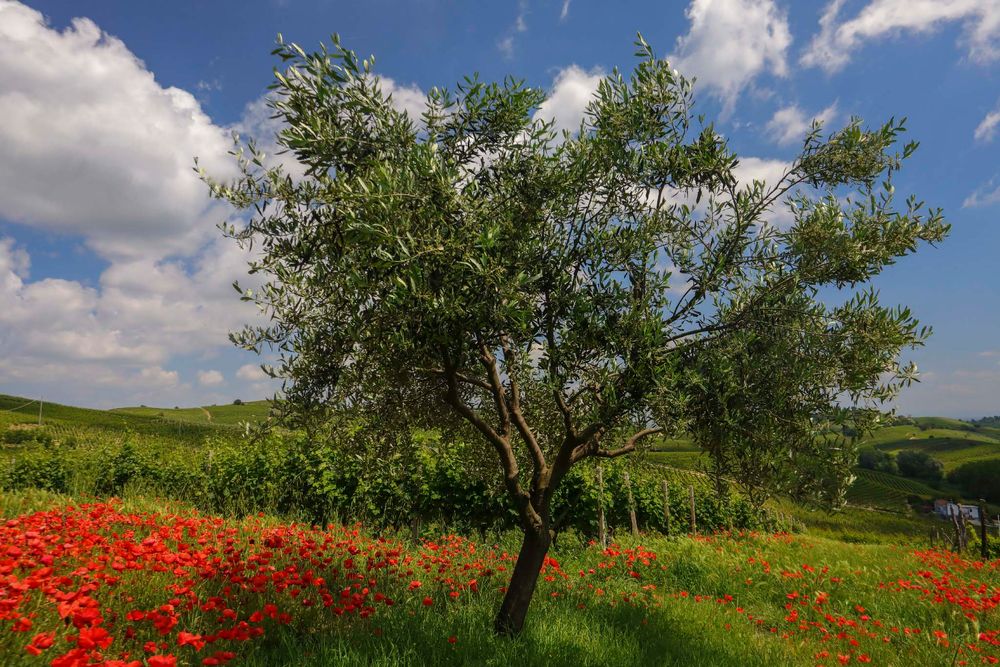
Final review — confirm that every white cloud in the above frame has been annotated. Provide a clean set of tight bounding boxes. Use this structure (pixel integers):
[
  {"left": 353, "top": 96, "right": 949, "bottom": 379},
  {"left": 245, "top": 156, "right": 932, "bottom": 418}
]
[
  {"left": 0, "top": 237, "right": 265, "bottom": 378},
  {"left": 801, "top": 0, "right": 1000, "bottom": 73},
  {"left": 197, "top": 369, "right": 224, "bottom": 386},
  {"left": 765, "top": 102, "right": 838, "bottom": 145},
  {"left": 975, "top": 103, "right": 1000, "bottom": 143},
  {"left": 733, "top": 156, "right": 796, "bottom": 227},
  {"left": 0, "top": 3, "right": 292, "bottom": 407},
  {"left": 534, "top": 65, "right": 604, "bottom": 135},
  {"left": 0, "top": 1, "right": 236, "bottom": 260},
  {"left": 381, "top": 77, "right": 428, "bottom": 120},
  {"left": 963, "top": 179, "right": 1000, "bottom": 207},
  {"left": 560, "top": 0, "right": 571, "bottom": 21},
  {"left": 733, "top": 156, "right": 791, "bottom": 189},
  {"left": 896, "top": 364, "right": 1000, "bottom": 418},
  {"left": 670, "top": 0, "right": 792, "bottom": 116},
  {"left": 236, "top": 364, "right": 268, "bottom": 381},
  {"left": 140, "top": 366, "right": 180, "bottom": 387},
  {"left": 498, "top": 0, "right": 529, "bottom": 58}
]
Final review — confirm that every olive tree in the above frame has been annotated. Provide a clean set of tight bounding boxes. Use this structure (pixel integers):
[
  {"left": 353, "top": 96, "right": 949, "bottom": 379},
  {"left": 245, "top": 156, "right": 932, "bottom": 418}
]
[{"left": 203, "top": 35, "right": 947, "bottom": 634}]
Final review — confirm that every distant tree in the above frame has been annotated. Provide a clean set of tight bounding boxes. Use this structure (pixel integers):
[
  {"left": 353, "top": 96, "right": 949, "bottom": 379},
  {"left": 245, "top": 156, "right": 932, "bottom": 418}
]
[
  {"left": 948, "top": 460, "right": 1000, "bottom": 503},
  {"left": 858, "top": 449, "right": 897, "bottom": 474},
  {"left": 897, "top": 450, "right": 944, "bottom": 482},
  {"left": 233, "top": 399, "right": 244, "bottom": 406},
  {"left": 204, "top": 35, "right": 947, "bottom": 634}
]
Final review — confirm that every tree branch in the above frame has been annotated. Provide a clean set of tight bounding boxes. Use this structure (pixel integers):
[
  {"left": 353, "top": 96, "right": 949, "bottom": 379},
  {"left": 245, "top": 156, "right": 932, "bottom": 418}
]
[
  {"left": 442, "top": 357, "right": 542, "bottom": 530},
  {"left": 593, "top": 426, "right": 663, "bottom": 459},
  {"left": 500, "top": 337, "right": 547, "bottom": 475}
]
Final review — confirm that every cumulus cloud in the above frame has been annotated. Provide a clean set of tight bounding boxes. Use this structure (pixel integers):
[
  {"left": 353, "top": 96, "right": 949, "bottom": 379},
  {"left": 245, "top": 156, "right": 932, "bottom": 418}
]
[
  {"left": 963, "top": 179, "right": 1000, "bottom": 208},
  {"left": 765, "top": 102, "right": 838, "bottom": 145},
  {"left": 197, "top": 370, "right": 224, "bottom": 386},
  {"left": 975, "top": 103, "right": 1000, "bottom": 143},
  {"left": 236, "top": 364, "right": 268, "bottom": 382},
  {"left": 801, "top": 0, "right": 1000, "bottom": 73},
  {"left": 0, "top": 3, "right": 297, "bottom": 407},
  {"left": 733, "top": 156, "right": 791, "bottom": 190},
  {"left": 670, "top": 0, "right": 792, "bottom": 116},
  {"left": 0, "top": 1, "right": 236, "bottom": 260},
  {"left": 381, "top": 77, "right": 428, "bottom": 120},
  {"left": 534, "top": 65, "right": 604, "bottom": 135},
  {"left": 0, "top": 236, "right": 265, "bottom": 393}
]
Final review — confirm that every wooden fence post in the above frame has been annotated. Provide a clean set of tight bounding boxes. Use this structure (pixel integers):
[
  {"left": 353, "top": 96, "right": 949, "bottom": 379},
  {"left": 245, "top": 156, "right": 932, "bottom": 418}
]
[
  {"left": 410, "top": 515, "right": 422, "bottom": 542},
  {"left": 623, "top": 471, "right": 639, "bottom": 537},
  {"left": 662, "top": 480, "right": 671, "bottom": 536},
  {"left": 688, "top": 485, "right": 696, "bottom": 535},
  {"left": 596, "top": 466, "right": 607, "bottom": 550},
  {"left": 980, "top": 503, "right": 989, "bottom": 560}
]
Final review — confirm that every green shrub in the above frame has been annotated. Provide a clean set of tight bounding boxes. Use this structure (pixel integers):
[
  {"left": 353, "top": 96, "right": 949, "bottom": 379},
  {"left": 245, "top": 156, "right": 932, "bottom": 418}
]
[
  {"left": 2, "top": 429, "right": 53, "bottom": 446},
  {"left": 3, "top": 451, "right": 68, "bottom": 492},
  {"left": 858, "top": 448, "right": 897, "bottom": 474},
  {"left": 948, "top": 459, "right": 1000, "bottom": 504},
  {"left": 896, "top": 450, "right": 943, "bottom": 483}
]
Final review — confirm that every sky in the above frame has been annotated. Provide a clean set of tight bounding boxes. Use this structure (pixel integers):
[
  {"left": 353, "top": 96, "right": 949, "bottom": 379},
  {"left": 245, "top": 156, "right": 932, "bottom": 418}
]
[{"left": 0, "top": 0, "right": 998, "bottom": 416}]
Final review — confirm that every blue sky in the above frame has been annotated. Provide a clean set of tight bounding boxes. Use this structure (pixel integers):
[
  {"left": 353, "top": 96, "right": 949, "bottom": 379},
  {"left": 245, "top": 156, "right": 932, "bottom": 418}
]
[{"left": 0, "top": 0, "right": 998, "bottom": 416}]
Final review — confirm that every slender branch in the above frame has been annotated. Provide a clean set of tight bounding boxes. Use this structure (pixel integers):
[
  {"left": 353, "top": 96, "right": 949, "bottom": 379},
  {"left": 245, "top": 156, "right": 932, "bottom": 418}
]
[
  {"left": 500, "top": 337, "right": 547, "bottom": 474},
  {"left": 419, "top": 366, "right": 492, "bottom": 391},
  {"left": 592, "top": 426, "right": 663, "bottom": 460},
  {"left": 442, "top": 357, "right": 542, "bottom": 530},
  {"left": 476, "top": 335, "right": 512, "bottom": 438}
]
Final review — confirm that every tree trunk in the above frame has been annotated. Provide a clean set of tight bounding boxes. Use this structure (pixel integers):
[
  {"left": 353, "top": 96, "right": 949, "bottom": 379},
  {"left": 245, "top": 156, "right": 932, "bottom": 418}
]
[{"left": 494, "top": 527, "right": 551, "bottom": 636}]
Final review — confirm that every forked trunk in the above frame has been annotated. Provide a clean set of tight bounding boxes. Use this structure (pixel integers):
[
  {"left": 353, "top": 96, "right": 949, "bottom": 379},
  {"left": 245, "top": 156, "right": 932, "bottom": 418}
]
[{"left": 493, "top": 527, "right": 551, "bottom": 636}]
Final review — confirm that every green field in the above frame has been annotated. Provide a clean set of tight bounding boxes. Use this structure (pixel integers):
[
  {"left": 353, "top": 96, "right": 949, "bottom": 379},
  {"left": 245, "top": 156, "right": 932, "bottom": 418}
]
[
  {"left": 3, "top": 397, "right": 1000, "bottom": 666},
  {"left": 113, "top": 400, "right": 273, "bottom": 425},
  {"left": 1, "top": 490, "right": 995, "bottom": 667},
  {"left": 7, "top": 392, "right": 978, "bottom": 533}
]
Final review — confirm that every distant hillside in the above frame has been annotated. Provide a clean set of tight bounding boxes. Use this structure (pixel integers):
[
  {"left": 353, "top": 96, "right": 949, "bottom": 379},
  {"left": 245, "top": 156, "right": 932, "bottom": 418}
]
[
  {"left": 645, "top": 417, "right": 1000, "bottom": 514},
  {"left": 112, "top": 401, "right": 273, "bottom": 425},
  {"left": 863, "top": 421, "right": 1000, "bottom": 472}
]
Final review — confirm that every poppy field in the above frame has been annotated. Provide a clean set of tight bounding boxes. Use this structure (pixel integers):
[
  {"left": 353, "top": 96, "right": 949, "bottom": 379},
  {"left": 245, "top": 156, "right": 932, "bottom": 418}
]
[{"left": 1, "top": 492, "right": 998, "bottom": 666}]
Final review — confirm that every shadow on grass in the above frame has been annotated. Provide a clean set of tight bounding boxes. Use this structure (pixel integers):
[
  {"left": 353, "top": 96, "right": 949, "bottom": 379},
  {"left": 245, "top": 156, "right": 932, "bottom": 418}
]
[{"left": 237, "top": 594, "right": 790, "bottom": 667}]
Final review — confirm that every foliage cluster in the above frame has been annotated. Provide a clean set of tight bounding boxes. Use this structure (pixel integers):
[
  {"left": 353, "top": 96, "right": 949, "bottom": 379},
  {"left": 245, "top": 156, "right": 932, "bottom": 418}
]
[
  {"left": 948, "top": 459, "right": 1000, "bottom": 504},
  {"left": 857, "top": 448, "right": 898, "bottom": 474},
  {"left": 896, "top": 449, "right": 944, "bottom": 483},
  {"left": 0, "top": 429, "right": 771, "bottom": 538}
]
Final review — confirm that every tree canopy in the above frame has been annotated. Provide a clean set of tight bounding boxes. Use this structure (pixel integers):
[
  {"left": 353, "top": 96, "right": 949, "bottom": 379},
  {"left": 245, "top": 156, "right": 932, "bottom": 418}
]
[{"left": 203, "top": 34, "right": 948, "bottom": 634}]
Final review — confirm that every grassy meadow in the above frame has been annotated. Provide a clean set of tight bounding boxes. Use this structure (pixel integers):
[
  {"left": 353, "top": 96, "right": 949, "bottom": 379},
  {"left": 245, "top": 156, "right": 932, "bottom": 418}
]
[
  {"left": 3, "top": 396, "right": 1000, "bottom": 665},
  {"left": 2, "top": 491, "right": 999, "bottom": 667}
]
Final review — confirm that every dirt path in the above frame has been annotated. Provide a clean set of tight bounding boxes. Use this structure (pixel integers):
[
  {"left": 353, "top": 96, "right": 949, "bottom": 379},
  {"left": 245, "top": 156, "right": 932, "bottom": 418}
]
[{"left": 200, "top": 407, "right": 213, "bottom": 423}]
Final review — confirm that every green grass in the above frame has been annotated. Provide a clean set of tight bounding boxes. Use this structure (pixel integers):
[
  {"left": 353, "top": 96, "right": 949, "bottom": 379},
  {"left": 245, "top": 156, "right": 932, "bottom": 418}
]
[
  {"left": 645, "top": 451, "right": 706, "bottom": 471},
  {"left": 2, "top": 490, "right": 994, "bottom": 667}
]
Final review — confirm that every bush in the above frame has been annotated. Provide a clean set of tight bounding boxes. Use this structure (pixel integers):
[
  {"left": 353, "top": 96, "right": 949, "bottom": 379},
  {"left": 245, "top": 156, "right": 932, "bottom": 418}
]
[
  {"left": 3, "top": 450, "right": 68, "bottom": 493},
  {"left": 233, "top": 399, "right": 243, "bottom": 405},
  {"left": 896, "top": 450, "right": 944, "bottom": 482},
  {"left": 858, "top": 449, "right": 897, "bottom": 474},
  {"left": 948, "top": 460, "right": 1000, "bottom": 504},
  {"left": 2, "top": 426, "right": 776, "bottom": 536}
]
